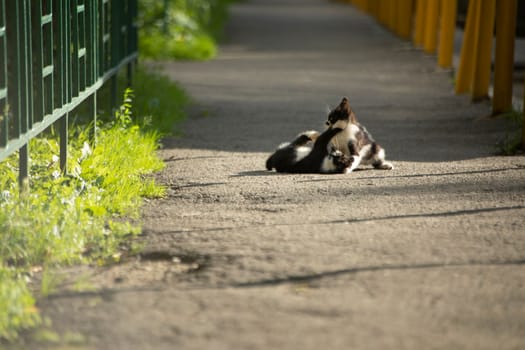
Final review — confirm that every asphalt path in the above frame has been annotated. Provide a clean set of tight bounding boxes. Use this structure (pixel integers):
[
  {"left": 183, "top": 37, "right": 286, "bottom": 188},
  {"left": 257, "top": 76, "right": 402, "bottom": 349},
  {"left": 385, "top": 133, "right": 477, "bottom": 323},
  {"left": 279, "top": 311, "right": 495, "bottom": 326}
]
[{"left": 28, "top": 1, "right": 525, "bottom": 349}]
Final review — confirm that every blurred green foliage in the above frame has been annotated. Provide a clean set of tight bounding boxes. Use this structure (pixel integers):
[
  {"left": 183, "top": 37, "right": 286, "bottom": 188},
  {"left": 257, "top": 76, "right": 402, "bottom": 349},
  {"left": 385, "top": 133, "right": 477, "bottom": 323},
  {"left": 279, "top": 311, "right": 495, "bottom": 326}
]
[{"left": 138, "top": 0, "right": 235, "bottom": 60}]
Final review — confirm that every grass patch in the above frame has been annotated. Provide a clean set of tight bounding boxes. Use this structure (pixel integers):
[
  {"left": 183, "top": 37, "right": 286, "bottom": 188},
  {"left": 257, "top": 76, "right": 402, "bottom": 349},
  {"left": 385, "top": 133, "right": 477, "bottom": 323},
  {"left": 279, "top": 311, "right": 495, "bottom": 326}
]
[
  {"left": 496, "top": 109, "right": 524, "bottom": 155},
  {"left": 131, "top": 66, "right": 189, "bottom": 134},
  {"left": 138, "top": 0, "right": 235, "bottom": 60},
  {"left": 0, "top": 69, "right": 188, "bottom": 340}
]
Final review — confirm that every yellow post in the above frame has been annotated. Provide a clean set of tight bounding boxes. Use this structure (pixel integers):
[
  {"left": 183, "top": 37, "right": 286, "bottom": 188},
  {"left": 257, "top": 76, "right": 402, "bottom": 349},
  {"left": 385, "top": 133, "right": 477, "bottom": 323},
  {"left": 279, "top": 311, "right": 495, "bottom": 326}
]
[
  {"left": 438, "top": 0, "right": 457, "bottom": 68},
  {"left": 455, "top": 0, "right": 481, "bottom": 94},
  {"left": 380, "top": 1, "right": 389, "bottom": 26},
  {"left": 471, "top": 0, "right": 496, "bottom": 101},
  {"left": 398, "top": 0, "right": 414, "bottom": 40},
  {"left": 493, "top": 0, "right": 517, "bottom": 114},
  {"left": 423, "top": 0, "right": 440, "bottom": 54},
  {"left": 369, "top": 0, "right": 379, "bottom": 20},
  {"left": 389, "top": 1, "right": 397, "bottom": 33},
  {"left": 413, "top": 0, "right": 427, "bottom": 47}
]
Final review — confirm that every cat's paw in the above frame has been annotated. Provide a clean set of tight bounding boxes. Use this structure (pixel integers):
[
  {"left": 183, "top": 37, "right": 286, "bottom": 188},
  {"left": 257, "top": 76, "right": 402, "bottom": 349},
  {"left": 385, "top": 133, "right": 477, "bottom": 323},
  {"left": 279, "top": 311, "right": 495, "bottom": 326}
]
[
  {"left": 348, "top": 155, "right": 361, "bottom": 172},
  {"left": 375, "top": 161, "right": 394, "bottom": 170}
]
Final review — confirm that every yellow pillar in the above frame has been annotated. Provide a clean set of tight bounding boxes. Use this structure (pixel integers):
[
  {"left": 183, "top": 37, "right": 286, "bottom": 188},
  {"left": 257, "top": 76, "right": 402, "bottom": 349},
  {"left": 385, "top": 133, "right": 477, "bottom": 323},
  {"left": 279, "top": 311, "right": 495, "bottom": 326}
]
[
  {"left": 423, "top": 0, "right": 440, "bottom": 54},
  {"left": 455, "top": 0, "right": 481, "bottom": 94},
  {"left": 369, "top": 0, "right": 379, "bottom": 20},
  {"left": 389, "top": 1, "right": 397, "bottom": 33},
  {"left": 493, "top": 0, "right": 517, "bottom": 114},
  {"left": 380, "top": 1, "right": 389, "bottom": 26},
  {"left": 398, "top": 0, "right": 414, "bottom": 40},
  {"left": 413, "top": 0, "right": 427, "bottom": 47},
  {"left": 438, "top": 0, "right": 457, "bottom": 68},
  {"left": 471, "top": 0, "right": 496, "bottom": 101}
]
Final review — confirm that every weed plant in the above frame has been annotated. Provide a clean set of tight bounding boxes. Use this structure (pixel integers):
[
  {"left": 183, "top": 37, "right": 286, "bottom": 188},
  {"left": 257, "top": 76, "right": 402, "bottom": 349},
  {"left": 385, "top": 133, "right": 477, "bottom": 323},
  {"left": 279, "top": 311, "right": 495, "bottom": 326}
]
[
  {"left": 0, "top": 72, "right": 188, "bottom": 339},
  {"left": 497, "top": 109, "right": 524, "bottom": 155},
  {"left": 138, "top": 0, "right": 235, "bottom": 60}
]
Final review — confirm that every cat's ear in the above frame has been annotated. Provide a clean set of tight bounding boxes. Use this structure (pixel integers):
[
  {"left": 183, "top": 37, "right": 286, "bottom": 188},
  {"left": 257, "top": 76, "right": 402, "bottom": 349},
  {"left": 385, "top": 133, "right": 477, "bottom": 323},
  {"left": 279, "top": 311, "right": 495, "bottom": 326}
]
[
  {"left": 339, "top": 97, "right": 351, "bottom": 115},
  {"left": 341, "top": 97, "right": 357, "bottom": 123}
]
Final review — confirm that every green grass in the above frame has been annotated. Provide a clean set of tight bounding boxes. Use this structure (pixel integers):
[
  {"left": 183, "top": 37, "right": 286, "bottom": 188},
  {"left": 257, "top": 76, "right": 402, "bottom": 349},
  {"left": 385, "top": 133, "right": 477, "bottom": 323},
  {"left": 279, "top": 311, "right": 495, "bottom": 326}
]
[
  {"left": 0, "top": 70, "right": 189, "bottom": 340},
  {"left": 0, "top": 0, "right": 225, "bottom": 337},
  {"left": 131, "top": 66, "right": 189, "bottom": 134},
  {"left": 138, "top": 0, "right": 235, "bottom": 60},
  {"left": 496, "top": 109, "right": 524, "bottom": 155}
]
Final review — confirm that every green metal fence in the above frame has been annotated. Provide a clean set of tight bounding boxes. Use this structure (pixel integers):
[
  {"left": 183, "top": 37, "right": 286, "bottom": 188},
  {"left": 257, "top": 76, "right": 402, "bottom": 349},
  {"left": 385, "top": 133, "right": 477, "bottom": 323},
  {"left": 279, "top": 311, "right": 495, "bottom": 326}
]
[{"left": 0, "top": 0, "right": 138, "bottom": 188}]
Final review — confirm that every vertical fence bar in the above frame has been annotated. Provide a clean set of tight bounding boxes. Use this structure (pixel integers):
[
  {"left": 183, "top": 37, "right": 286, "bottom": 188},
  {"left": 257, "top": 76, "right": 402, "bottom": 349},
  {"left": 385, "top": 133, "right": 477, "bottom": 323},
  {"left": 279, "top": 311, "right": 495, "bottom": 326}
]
[
  {"left": 21, "top": 0, "right": 34, "bottom": 133},
  {"left": 438, "top": 0, "right": 457, "bottom": 68},
  {"left": 54, "top": 0, "right": 70, "bottom": 113},
  {"left": 60, "top": 112, "right": 68, "bottom": 173},
  {"left": 0, "top": 0, "right": 7, "bottom": 148},
  {"left": 42, "top": 0, "right": 54, "bottom": 117},
  {"left": 86, "top": 0, "right": 98, "bottom": 143},
  {"left": 70, "top": 0, "right": 87, "bottom": 96},
  {"left": 55, "top": 0, "right": 71, "bottom": 174},
  {"left": 79, "top": 1, "right": 87, "bottom": 92},
  {"left": 18, "top": 0, "right": 33, "bottom": 190},
  {"left": 71, "top": 0, "right": 79, "bottom": 99},
  {"left": 6, "top": 0, "right": 33, "bottom": 187},
  {"left": 492, "top": 0, "right": 517, "bottom": 114},
  {"left": 126, "top": 0, "right": 137, "bottom": 87},
  {"left": 110, "top": 0, "right": 120, "bottom": 108},
  {"left": 31, "top": 1, "right": 45, "bottom": 124}
]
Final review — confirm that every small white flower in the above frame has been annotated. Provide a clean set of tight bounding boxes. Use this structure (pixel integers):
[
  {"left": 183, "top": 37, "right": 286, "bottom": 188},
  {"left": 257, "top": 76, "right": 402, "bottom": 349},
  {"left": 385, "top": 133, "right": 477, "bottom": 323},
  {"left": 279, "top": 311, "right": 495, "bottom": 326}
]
[
  {"left": 1, "top": 190, "right": 11, "bottom": 201},
  {"left": 71, "top": 165, "right": 82, "bottom": 178},
  {"left": 52, "top": 170, "right": 61, "bottom": 179},
  {"left": 52, "top": 155, "right": 59, "bottom": 163},
  {"left": 80, "top": 142, "right": 92, "bottom": 161}
]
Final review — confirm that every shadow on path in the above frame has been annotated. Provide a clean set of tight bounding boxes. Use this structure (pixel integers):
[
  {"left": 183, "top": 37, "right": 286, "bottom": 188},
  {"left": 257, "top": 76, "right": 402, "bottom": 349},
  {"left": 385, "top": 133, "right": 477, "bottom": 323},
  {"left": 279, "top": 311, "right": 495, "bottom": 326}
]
[
  {"left": 148, "top": 205, "right": 525, "bottom": 236},
  {"left": 231, "top": 259, "right": 525, "bottom": 288}
]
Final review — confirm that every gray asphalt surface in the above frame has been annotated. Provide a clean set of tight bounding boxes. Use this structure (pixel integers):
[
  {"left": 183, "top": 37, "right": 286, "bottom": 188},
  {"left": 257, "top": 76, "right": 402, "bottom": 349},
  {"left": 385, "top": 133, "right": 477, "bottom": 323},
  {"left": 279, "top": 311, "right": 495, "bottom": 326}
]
[{"left": 28, "top": 0, "right": 525, "bottom": 349}]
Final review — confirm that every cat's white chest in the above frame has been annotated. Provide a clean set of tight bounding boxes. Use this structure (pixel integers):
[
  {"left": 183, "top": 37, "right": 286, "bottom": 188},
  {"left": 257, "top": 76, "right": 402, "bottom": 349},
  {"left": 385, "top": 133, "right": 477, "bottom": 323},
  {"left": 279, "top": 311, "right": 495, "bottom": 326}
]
[{"left": 330, "top": 124, "right": 359, "bottom": 155}]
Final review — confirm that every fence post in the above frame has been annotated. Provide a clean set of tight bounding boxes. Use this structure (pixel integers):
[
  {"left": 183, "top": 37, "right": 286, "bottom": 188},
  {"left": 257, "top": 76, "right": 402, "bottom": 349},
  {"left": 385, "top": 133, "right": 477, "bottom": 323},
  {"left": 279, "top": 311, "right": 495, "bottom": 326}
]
[
  {"left": 7, "top": 0, "right": 33, "bottom": 189},
  {"left": 60, "top": 113, "right": 68, "bottom": 174},
  {"left": 438, "top": 0, "right": 457, "bottom": 68},
  {"left": 492, "top": 0, "right": 517, "bottom": 115},
  {"left": 0, "top": 0, "right": 7, "bottom": 149}
]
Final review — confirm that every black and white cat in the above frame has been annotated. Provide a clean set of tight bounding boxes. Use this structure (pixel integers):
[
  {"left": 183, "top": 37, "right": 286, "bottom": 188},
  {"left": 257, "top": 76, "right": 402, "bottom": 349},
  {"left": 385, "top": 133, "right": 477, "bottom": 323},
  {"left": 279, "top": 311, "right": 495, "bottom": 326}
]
[
  {"left": 326, "top": 97, "right": 393, "bottom": 172},
  {"left": 266, "top": 119, "right": 352, "bottom": 174}
]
